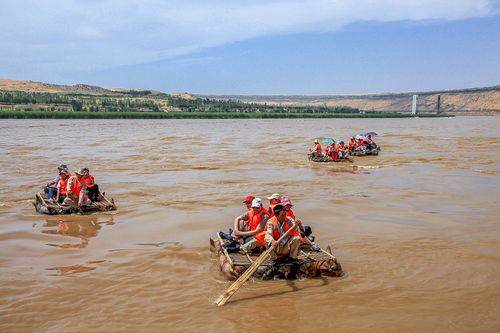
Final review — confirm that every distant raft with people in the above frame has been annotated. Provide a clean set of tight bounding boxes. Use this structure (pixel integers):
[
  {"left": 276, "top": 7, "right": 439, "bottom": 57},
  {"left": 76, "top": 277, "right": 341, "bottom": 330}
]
[
  {"left": 210, "top": 234, "right": 342, "bottom": 280},
  {"left": 33, "top": 191, "right": 117, "bottom": 215},
  {"left": 349, "top": 146, "right": 381, "bottom": 156},
  {"left": 307, "top": 153, "right": 353, "bottom": 163}
]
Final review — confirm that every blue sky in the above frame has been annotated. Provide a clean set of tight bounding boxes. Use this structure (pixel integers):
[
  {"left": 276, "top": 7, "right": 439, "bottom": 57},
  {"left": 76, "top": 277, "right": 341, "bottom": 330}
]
[{"left": 1, "top": 0, "right": 499, "bottom": 94}]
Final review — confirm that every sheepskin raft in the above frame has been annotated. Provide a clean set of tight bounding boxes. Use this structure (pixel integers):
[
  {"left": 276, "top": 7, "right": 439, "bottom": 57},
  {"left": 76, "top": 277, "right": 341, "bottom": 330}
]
[
  {"left": 33, "top": 192, "right": 117, "bottom": 215},
  {"left": 210, "top": 236, "right": 342, "bottom": 280},
  {"left": 307, "top": 153, "right": 353, "bottom": 163},
  {"left": 349, "top": 148, "right": 380, "bottom": 156}
]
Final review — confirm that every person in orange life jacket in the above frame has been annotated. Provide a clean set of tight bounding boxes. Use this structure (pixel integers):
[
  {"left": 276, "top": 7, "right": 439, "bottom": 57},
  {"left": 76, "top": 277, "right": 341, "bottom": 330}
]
[
  {"left": 330, "top": 143, "right": 339, "bottom": 159},
  {"left": 267, "top": 193, "right": 281, "bottom": 217},
  {"left": 325, "top": 143, "right": 336, "bottom": 158},
  {"left": 55, "top": 169, "right": 70, "bottom": 204},
  {"left": 218, "top": 195, "right": 257, "bottom": 248},
  {"left": 310, "top": 139, "right": 324, "bottom": 157},
  {"left": 355, "top": 138, "right": 366, "bottom": 151},
  {"left": 251, "top": 205, "right": 320, "bottom": 259},
  {"left": 230, "top": 198, "right": 271, "bottom": 253},
  {"left": 47, "top": 164, "right": 70, "bottom": 200},
  {"left": 336, "top": 141, "right": 348, "bottom": 158},
  {"left": 263, "top": 204, "right": 303, "bottom": 261},
  {"left": 63, "top": 169, "right": 91, "bottom": 208},
  {"left": 361, "top": 138, "right": 372, "bottom": 150},
  {"left": 232, "top": 198, "right": 268, "bottom": 240},
  {"left": 280, "top": 196, "right": 318, "bottom": 249},
  {"left": 81, "top": 167, "right": 100, "bottom": 202},
  {"left": 280, "top": 196, "right": 295, "bottom": 219},
  {"left": 348, "top": 137, "right": 356, "bottom": 152}
]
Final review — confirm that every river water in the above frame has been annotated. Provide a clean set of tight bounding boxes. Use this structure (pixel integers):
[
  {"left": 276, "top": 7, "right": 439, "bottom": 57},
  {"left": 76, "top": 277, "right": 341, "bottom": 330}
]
[{"left": 0, "top": 117, "right": 499, "bottom": 332}]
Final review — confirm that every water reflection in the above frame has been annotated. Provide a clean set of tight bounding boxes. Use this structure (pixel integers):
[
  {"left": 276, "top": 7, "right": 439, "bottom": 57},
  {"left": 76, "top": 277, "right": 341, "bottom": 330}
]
[
  {"left": 46, "top": 260, "right": 107, "bottom": 276},
  {"left": 42, "top": 215, "right": 114, "bottom": 249}
]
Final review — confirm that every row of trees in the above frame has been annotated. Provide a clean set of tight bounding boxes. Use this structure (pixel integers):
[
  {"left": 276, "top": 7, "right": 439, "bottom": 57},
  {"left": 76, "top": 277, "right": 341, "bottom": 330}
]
[
  {"left": 0, "top": 91, "right": 162, "bottom": 112},
  {"left": 165, "top": 96, "right": 361, "bottom": 113},
  {"left": 0, "top": 90, "right": 362, "bottom": 114}
]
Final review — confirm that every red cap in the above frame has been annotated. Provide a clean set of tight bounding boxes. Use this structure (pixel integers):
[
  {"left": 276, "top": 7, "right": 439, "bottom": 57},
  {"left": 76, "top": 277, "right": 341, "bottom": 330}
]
[{"left": 243, "top": 195, "right": 255, "bottom": 203}]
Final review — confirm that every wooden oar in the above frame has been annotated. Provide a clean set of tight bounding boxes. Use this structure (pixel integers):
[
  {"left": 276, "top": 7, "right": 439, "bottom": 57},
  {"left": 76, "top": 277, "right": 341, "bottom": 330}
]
[{"left": 214, "top": 222, "right": 298, "bottom": 307}]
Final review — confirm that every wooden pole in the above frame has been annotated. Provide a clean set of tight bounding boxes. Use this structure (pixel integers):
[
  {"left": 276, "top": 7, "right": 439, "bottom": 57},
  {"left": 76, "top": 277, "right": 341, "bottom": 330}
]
[
  {"left": 216, "top": 232, "right": 234, "bottom": 267},
  {"left": 214, "top": 223, "right": 298, "bottom": 306},
  {"left": 101, "top": 193, "right": 116, "bottom": 210}
]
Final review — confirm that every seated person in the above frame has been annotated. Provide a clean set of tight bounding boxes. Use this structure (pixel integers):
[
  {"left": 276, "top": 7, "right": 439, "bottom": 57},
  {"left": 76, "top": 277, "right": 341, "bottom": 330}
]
[
  {"left": 47, "top": 164, "right": 70, "bottom": 200},
  {"left": 348, "top": 137, "right": 357, "bottom": 152},
  {"left": 54, "top": 169, "right": 70, "bottom": 203},
  {"left": 336, "top": 141, "right": 348, "bottom": 158},
  {"left": 81, "top": 168, "right": 100, "bottom": 202},
  {"left": 310, "top": 139, "right": 324, "bottom": 157},
  {"left": 326, "top": 143, "right": 338, "bottom": 159},
  {"left": 267, "top": 193, "right": 281, "bottom": 218},
  {"left": 243, "top": 205, "right": 320, "bottom": 258},
  {"left": 281, "top": 196, "right": 295, "bottom": 219},
  {"left": 367, "top": 135, "right": 377, "bottom": 150},
  {"left": 354, "top": 139, "right": 366, "bottom": 151},
  {"left": 63, "top": 169, "right": 91, "bottom": 208},
  {"left": 224, "top": 198, "right": 269, "bottom": 253}
]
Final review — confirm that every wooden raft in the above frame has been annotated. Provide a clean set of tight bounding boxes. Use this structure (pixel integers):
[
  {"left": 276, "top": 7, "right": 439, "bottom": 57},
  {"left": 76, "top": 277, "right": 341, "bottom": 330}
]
[
  {"left": 349, "top": 149, "right": 379, "bottom": 156},
  {"left": 307, "top": 153, "right": 353, "bottom": 163},
  {"left": 33, "top": 192, "right": 117, "bottom": 215},
  {"left": 210, "top": 236, "right": 342, "bottom": 280}
]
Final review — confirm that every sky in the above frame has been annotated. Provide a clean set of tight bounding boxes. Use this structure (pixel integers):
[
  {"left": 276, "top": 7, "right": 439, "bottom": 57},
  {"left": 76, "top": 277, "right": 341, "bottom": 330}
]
[{"left": 1, "top": 0, "right": 499, "bottom": 94}]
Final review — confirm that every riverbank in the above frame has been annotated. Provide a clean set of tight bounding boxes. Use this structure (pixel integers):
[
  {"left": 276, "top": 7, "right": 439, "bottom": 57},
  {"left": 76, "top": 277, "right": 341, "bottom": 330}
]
[{"left": 0, "top": 110, "right": 452, "bottom": 119}]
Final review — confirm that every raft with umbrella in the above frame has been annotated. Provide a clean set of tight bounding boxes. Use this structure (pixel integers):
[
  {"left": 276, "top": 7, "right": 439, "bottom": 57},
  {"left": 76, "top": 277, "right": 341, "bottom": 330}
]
[
  {"left": 33, "top": 191, "right": 117, "bottom": 215},
  {"left": 349, "top": 133, "right": 381, "bottom": 156}
]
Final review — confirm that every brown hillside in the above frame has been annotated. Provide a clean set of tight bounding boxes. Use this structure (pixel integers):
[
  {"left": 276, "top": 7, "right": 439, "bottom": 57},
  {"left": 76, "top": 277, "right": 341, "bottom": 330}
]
[
  {"left": 0, "top": 78, "right": 112, "bottom": 95},
  {"left": 199, "top": 86, "right": 500, "bottom": 114}
]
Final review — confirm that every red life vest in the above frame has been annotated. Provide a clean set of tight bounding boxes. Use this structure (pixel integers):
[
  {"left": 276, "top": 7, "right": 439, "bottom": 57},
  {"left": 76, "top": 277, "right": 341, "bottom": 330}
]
[
  {"left": 325, "top": 145, "right": 334, "bottom": 156},
  {"left": 82, "top": 175, "right": 95, "bottom": 188},
  {"left": 314, "top": 143, "right": 322, "bottom": 153},
  {"left": 247, "top": 207, "right": 269, "bottom": 231},
  {"left": 254, "top": 216, "right": 301, "bottom": 247},
  {"left": 57, "top": 176, "right": 69, "bottom": 195},
  {"left": 285, "top": 208, "right": 295, "bottom": 219}
]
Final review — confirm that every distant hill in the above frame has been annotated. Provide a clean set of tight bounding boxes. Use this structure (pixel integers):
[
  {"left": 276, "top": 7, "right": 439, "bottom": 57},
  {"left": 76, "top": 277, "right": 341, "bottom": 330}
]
[
  {"left": 0, "top": 78, "right": 194, "bottom": 98},
  {"left": 198, "top": 86, "right": 500, "bottom": 114}
]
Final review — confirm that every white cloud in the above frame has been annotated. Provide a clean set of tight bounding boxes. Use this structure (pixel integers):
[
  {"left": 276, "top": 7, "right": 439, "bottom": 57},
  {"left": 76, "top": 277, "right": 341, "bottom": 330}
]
[{"left": 0, "top": 0, "right": 497, "bottom": 78}]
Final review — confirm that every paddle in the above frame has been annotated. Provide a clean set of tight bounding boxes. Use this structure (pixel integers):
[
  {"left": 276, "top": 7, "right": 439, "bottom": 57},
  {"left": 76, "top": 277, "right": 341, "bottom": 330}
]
[{"left": 214, "top": 222, "right": 298, "bottom": 306}]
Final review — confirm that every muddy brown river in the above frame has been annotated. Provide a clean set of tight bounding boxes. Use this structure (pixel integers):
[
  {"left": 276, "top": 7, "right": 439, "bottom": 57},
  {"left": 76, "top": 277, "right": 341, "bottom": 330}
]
[{"left": 0, "top": 117, "right": 499, "bottom": 332}]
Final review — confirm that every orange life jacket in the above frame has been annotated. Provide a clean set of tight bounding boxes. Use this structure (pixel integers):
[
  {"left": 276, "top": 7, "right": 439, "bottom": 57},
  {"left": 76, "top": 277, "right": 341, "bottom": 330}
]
[
  {"left": 314, "top": 143, "right": 322, "bottom": 153},
  {"left": 285, "top": 208, "right": 295, "bottom": 219},
  {"left": 57, "top": 176, "right": 69, "bottom": 195},
  {"left": 67, "top": 176, "right": 88, "bottom": 199},
  {"left": 82, "top": 175, "right": 95, "bottom": 188},
  {"left": 247, "top": 206, "right": 269, "bottom": 231},
  {"left": 267, "top": 203, "right": 281, "bottom": 218},
  {"left": 254, "top": 216, "right": 301, "bottom": 247}
]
